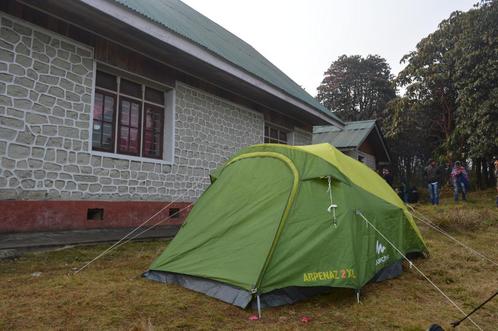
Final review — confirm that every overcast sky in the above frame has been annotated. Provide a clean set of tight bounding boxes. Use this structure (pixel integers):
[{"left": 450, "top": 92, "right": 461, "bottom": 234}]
[{"left": 182, "top": 0, "right": 476, "bottom": 96}]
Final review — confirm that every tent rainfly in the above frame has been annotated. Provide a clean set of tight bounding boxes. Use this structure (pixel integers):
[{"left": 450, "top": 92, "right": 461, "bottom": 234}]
[{"left": 144, "top": 143, "right": 428, "bottom": 308}]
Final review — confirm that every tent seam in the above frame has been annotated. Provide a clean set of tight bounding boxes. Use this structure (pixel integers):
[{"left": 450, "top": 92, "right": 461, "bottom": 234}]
[{"left": 223, "top": 152, "right": 300, "bottom": 293}]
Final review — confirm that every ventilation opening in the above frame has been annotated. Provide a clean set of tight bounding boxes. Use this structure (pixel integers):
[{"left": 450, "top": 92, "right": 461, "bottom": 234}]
[
  {"left": 87, "top": 208, "right": 104, "bottom": 221},
  {"left": 169, "top": 208, "right": 180, "bottom": 219}
]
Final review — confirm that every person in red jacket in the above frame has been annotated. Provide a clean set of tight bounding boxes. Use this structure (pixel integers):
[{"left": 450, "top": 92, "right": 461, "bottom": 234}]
[{"left": 450, "top": 161, "right": 469, "bottom": 202}]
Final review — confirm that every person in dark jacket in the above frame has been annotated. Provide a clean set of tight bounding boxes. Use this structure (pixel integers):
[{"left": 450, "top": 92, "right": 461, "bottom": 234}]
[
  {"left": 381, "top": 168, "right": 394, "bottom": 187},
  {"left": 424, "top": 159, "right": 443, "bottom": 205}
]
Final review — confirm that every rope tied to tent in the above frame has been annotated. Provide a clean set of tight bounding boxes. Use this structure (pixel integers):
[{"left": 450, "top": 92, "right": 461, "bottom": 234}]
[
  {"left": 326, "top": 176, "right": 338, "bottom": 227},
  {"left": 406, "top": 204, "right": 498, "bottom": 267},
  {"left": 355, "top": 210, "right": 483, "bottom": 331},
  {"left": 97, "top": 202, "right": 195, "bottom": 254},
  {"left": 73, "top": 178, "right": 208, "bottom": 274}
]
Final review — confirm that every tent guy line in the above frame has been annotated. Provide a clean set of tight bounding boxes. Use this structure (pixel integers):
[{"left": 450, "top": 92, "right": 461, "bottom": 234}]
[
  {"left": 101, "top": 202, "right": 195, "bottom": 254},
  {"left": 73, "top": 178, "right": 207, "bottom": 274},
  {"left": 356, "top": 211, "right": 483, "bottom": 331},
  {"left": 407, "top": 204, "right": 498, "bottom": 267}
]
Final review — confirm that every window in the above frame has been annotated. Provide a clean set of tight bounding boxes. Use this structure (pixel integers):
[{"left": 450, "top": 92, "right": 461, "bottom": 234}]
[
  {"left": 92, "top": 71, "right": 166, "bottom": 159},
  {"left": 264, "top": 124, "right": 288, "bottom": 144}
]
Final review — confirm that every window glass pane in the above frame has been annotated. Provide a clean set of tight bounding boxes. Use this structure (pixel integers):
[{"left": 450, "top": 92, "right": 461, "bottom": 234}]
[
  {"left": 103, "top": 95, "right": 114, "bottom": 122},
  {"left": 102, "top": 123, "right": 113, "bottom": 149},
  {"left": 129, "top": 128, "right": 139, "bottom": 153},
  {"left": 270, "top": 128, "right": 278, "bottom": 139},
  {"left": 146, "top": 106, "right": 162, "bottom": 131},
  {"left": 120, "top": 79, "right": 142, "bottom": 98},
  {"left": 153, "top": 116, "right": 162, "bottom": 132},
  {"left": 145, "top": 112, "right": 153, "bottom": 130},
  {"left": 130, "top": 103, "right": 140, "bottom": 127},
  {"left": 145, "top": 87, "right": 164, "bottom": 104},
  {"left": 264, "top": 125, "right": 269, "bottom": 137},
  {"left": 93, "top": 93, "right": 103, "bottom": 120},
  {"left": 144, "top": 131, "right": 161, "bottom": 158},
  {"left": 279, "top": 131, "right": 287, "bottom": 142},
  {"left": 96, "top": 71, "right": 117, "bottom": 91},
  {"left": 92, "top": 121, "right": 102, "bottom": 148},
  {"left": 144, "top": 130, "right": 152, "bottom": 146},
  {"left": 151, "top": 136, "right": 160, "bottom": 155},
  {"left": 119, "top": 127, "right": 129, "bottom": 151},
  {"left": 120, "top": 100, "right": 130, "bottom": 125},
  {"left": 143, "top": 105, "right": 163, "bottom": 158}
]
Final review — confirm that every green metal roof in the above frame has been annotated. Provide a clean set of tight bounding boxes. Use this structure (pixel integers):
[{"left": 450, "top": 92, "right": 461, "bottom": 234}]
[
  {"left": 313, "top": 120, "right": 377, "bottom": 148},
  {"left": 111, "top": 0, "right": 342, "bottom": 124}
]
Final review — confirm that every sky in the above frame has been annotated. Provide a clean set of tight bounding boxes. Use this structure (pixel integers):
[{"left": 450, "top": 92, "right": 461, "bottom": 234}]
[{"left": 181, "top": 0, "right": 476, "bottom": 96}]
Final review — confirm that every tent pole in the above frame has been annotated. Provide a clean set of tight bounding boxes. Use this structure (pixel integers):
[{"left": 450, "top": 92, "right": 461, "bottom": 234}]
[{"left": 256, "top": 294, "right": 262, "bottom": 319}]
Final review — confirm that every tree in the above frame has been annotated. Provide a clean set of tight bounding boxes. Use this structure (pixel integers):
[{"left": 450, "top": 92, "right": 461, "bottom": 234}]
[
  {"left": 383, "top": 97, "right": 436, "bottom": 185},
  {"left": 450, "top": 0, "right": 498, "bottom": 187},
  {"left": 397, "top": 12, "right": 461, "bottom": 158},
  {"left": 317, "top": 55, "right": 396, "bottom": 122},
  {"left": 397, "top": 0, "right": 498, "bottom": 188}
]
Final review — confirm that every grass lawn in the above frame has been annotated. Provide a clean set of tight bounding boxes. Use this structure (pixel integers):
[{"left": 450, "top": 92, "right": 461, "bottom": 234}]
[{"left": 1, "top": 190, "right": 497, "bottom": 330}]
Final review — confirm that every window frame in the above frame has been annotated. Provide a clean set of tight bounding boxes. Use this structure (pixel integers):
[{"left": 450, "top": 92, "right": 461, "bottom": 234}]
[
  {"left": 91, "top": 68, "right": 171, "bottom": 161},
  {"left": 92, "top": 89, "right": 117, "bottom": 153},
  {"left": 143, "top": 103, "right": 165, "bottom": 160},
  {"left": 264, "top": 123, "right": 289, "bottom": 145},
  {"left": 117, "top": 95, "right": 143, "bottom": 157}
]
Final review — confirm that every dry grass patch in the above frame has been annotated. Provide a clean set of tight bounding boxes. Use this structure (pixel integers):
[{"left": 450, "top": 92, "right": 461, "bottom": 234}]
[
  {"left": 1, "top": 190, "right": 497, "bottom": 330},
  {"left": 413, "top": 189, "right": 498, "bottom": 232}
]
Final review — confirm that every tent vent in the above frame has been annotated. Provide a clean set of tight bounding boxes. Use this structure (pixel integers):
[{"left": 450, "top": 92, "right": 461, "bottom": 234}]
[
  {"left": 87, "top": 208, "right": 104, "bottom": 221},
  {"left": 169, "top": 208, "right": 180, "bottom": 218}
]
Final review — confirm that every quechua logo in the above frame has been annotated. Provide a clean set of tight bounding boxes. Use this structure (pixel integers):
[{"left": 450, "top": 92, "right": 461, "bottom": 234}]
[
  {"left": 376, "top": 240, "right": 386, "bottom": 255},
  {"left": 375, "top": 240, "right": 389, "bottom": 265}
]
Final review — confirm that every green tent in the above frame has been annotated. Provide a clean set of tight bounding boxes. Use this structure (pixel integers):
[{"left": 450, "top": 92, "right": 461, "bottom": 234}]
[{"left": 144, "top": 143, "right": 427, "bottom": 308}]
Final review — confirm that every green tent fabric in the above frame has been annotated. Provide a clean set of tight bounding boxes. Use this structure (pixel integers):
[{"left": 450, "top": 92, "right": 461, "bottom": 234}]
[{"left": 144, "top": 143, "right": 427, "bottom": 308}]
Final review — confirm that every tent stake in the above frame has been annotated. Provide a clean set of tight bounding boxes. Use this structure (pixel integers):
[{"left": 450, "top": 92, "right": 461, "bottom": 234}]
[
  {"left": 256, "top": 294, "right": 262, "bottom": 319},
  {"left": 356, "top": 289, "right": 361, "bottom": 304}
]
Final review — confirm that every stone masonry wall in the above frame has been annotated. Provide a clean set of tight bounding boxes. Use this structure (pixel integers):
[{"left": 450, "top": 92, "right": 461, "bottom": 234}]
[
  {"left": 174, "top": 83, "right": 263, "bottom": 200},
  {"left": 0, "top": 14, "right": 94, "bottom": 200},
  {"left": 0, "top": 14, "right": 264, "bottom": 202}
]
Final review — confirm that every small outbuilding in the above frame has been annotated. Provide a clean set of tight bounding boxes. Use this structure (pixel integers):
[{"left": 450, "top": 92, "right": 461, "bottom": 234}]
[{"left": 313, "top": 120, "right": 390, "bottom": 170}]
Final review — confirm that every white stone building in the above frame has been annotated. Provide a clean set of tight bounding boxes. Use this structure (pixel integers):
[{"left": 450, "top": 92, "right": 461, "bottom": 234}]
[{"left": 0, "top": 0, "right": 344, "bottom": 233}]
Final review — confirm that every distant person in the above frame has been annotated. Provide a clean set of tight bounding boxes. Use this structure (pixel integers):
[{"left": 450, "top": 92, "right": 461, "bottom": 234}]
[
  {"left": 408, "top": 186, "right": 419, "bottom": 203},
  {"left": 424, "top": 159, "right": 443, "bottom": 205},
  {"left": 395, "top": 183, "right": 408, "bottom": 202},
  {"left": 494, "top": 158, "right": 498, "bottom": 207},
  {"left": 400, "top": 182, "right": 408, "bottom": 202},
  {"left": 381, "top": 168, "right": 393, "bottom": 187},
  {"left": 450, "top": 161, "right": 469, "bottom": 202}
]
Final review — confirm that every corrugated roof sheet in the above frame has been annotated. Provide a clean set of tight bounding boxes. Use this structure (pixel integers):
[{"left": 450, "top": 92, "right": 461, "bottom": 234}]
[
  {"left": 111, "top": 0, "right": 342, "bottom": 124},
  {"left": 313, "top": 120, "right": 377, "bottom": 148}
]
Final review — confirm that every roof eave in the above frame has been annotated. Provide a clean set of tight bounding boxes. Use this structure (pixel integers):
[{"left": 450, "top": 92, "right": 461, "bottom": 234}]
[
  {"left": 355, "top": 121, "right": 391, "bottom": 163},
  {"left": 79, "top": 0, "right": 344, "bottom": 128},
  {"left": 374, "top": 124, "right": 391, "bottom": 163}
]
